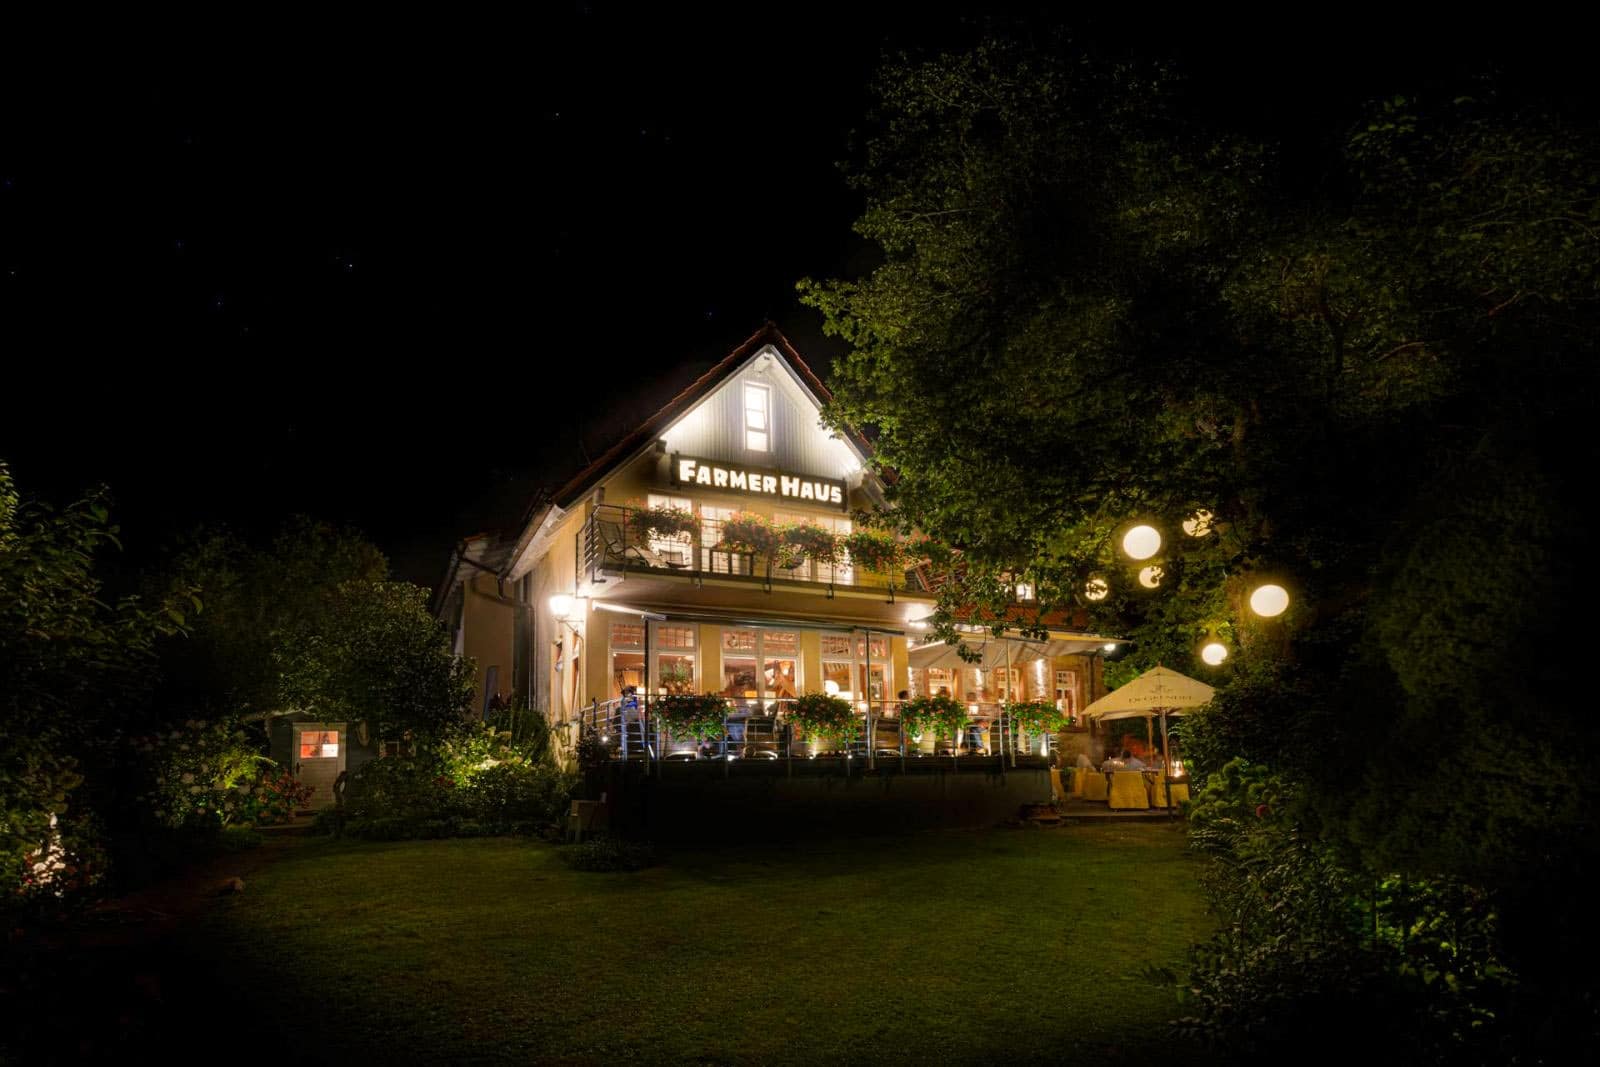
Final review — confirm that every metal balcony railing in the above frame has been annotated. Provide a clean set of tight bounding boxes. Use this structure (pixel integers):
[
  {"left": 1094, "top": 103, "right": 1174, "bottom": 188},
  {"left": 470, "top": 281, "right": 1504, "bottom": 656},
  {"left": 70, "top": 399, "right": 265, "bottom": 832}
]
[
  {"left": 567, "top": 696, "right": 1060, "bottom": 765},
  {"left": 583, "top": 503, "right": 933, "bottom": 597}
]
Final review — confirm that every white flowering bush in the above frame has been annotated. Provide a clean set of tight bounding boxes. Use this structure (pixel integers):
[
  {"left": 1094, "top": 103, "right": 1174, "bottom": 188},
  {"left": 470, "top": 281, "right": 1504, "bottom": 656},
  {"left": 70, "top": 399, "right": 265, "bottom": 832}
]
[{"left": 132, "top": 718, "right": 307, "bottom": 830}]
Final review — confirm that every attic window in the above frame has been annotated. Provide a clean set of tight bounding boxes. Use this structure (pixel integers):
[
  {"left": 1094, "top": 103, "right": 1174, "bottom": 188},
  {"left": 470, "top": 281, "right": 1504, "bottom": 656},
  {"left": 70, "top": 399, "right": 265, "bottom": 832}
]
[{"left": 744, "top": 383, "right": 770, "bottom": 452}]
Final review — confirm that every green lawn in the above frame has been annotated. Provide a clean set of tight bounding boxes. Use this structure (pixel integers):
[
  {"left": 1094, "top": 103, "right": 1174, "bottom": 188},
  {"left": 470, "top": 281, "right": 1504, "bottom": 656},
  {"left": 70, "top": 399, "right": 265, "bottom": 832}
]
[{"left": 191, "top": 825, "right": 1210, "bottom": 1064}]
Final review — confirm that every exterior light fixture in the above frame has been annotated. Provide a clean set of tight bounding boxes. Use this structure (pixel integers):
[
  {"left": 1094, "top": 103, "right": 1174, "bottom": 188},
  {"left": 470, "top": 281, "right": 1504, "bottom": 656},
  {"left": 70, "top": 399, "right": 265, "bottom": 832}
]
[
  {"left": 1200, "top": 642, "right": 1228, "bottom": 666},
  {"left": 1102, "top": 643, "right": 1117, "bottom": 652},
  {"left": 548, "top": 594, "right": 575, "bottom": 621},
  {"left": 1249, "top": 584, "right": 1290, "bottom": 618},
  {"left": 1138, "top": 565, "right": 1164, "bottom": 589},
  {"left": 1121, "top": 525, "right": 1162, "bottom": 560},
  {"left": 1084, "top": 577, "right": 1109, "bottom": 601},
  {"left": 1182, "top": 509, "right": 1215, "bottom": 537}
]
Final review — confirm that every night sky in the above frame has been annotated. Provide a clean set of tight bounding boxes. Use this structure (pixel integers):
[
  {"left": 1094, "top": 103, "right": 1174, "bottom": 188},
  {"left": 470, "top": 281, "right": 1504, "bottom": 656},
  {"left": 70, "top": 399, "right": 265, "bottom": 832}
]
[{"left": 2, "top": 10, "right": 1586, "bottom": 586}]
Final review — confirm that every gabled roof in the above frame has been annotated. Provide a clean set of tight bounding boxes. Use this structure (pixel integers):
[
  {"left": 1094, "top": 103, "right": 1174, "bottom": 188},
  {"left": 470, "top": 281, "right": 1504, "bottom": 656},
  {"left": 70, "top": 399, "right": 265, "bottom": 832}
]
[
  {"left": 435, "top": 323, "right": 872, "bottom": 609},
  {"left": 545, "top": 321, "right": 864, "bottom": 510}
]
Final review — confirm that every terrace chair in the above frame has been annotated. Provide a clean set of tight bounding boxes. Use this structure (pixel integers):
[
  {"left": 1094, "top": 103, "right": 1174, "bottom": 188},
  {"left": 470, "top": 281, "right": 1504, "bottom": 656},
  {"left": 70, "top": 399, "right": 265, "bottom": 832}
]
[
  {"left": 1078, "top": 768, "right": 1109, "bottom": 802},
  {"left": 597, "top": 519, "right": 690, "bottom": 569}
]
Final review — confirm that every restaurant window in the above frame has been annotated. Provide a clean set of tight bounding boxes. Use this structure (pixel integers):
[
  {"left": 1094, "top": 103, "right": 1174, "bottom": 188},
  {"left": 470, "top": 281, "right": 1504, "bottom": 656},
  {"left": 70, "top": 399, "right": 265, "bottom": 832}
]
[
  {"left": 744, "top": 382, "right": 770, "bottom": 452},
  {"left": 991, "top": 667, "right": 1021, "bottom": 703},
  {"left": 763, "top": 630, "right": 799, "bottom": 700},
  {"left": 821, "top": 634, "right": 854, "bottom": 700},
  {"left": 1055, "top": 669, "right": 1079, "bottom": 716},
  {"left": 653, "top": 622, "right": 696, "bottom": 696},
  {"left": 722, "top": 628, "right": 760, "bottom": 700},
  {"left": 646, "top": 493, "right": 693, "bottom": 565},
  {"left": 925, "top": 667, "right": 955, "bottom": 699},
  {"left": 609, "top": 622, "right": 645, "bottom": 699}
]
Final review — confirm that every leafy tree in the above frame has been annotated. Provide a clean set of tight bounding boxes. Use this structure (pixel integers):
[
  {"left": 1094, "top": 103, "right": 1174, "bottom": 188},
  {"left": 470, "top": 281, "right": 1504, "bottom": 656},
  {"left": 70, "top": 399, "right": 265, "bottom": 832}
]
[
  {"left": 802, "top": 38, "right": 1599, "bottom": 1052},
  {"left": 0, "top": 463, "right": 194, "bottom": 899},
  {"left": 153, "top": 518, "right": 472, "bottom": 741}
]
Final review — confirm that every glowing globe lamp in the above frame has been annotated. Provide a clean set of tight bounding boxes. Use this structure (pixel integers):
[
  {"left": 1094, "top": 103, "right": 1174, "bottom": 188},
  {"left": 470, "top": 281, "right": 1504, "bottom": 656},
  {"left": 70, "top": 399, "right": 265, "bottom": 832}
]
[
  {"left": 1200, "top": 642, "right": 1228, "bottom": 666},
  {"left": 1182, "top": 509, "right": 1215, "bottom": 537},
  {"left": 1249, "top": 584, "right": 1290, "bottom": 618},
  {"left": 1122, "top": 525, "right": 1162, "bottom": 560},
  {"left": 1084, "top": 577, "right": 1109, "bottom": 601},
  {"left": 1138, "top": 565, "right": 1163, "bottom": 589}
]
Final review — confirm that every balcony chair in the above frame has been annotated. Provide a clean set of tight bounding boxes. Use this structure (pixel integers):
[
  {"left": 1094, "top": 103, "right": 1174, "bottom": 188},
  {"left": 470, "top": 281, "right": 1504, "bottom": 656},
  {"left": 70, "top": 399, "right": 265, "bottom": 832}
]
[{"left": 597, "top": 519, "right": 690, "bottom": 569}]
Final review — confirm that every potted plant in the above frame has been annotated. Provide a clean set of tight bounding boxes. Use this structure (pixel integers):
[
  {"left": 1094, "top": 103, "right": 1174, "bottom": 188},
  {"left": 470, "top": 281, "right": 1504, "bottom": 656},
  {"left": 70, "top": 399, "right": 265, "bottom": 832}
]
[
  {"left": 656, "top": 693, "right": 730, "bottom": 742},
  {"left": 779, "top": 521, "right": 838, "bottom": 569},
  {"left": 900, "top": 695, "right": 970, "bottom": 746},
  {"left": 843, "top": 529, "right": 902, "bottom": 573},
  {"left": 718, "top": 512, "right": 780, "bottom": 556},
  {"left": 784, "top": 692, "right": 857, "bottom": 748},
  {"left": 632, "top": 503, "right": 698, "bottom": 541},
  {"left": 1005, "top": 700, "right": 1067, "bottom": 737}
]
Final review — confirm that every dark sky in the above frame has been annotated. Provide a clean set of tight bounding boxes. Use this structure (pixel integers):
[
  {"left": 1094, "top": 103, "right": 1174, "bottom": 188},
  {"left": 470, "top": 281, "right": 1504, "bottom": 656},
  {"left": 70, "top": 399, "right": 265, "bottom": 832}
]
[{"left": 2, "top": 9, "right": 1587, "bottom": 586}]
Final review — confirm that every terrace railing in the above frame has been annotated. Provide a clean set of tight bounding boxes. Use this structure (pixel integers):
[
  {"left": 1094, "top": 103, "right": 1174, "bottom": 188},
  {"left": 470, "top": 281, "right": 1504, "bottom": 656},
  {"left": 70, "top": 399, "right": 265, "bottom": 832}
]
[
  {"left": 583, "top": 503, "right": 933, "bottom": 598},
  {"left": 568, "top": 696, "right": 1057, "bottom": 765}
]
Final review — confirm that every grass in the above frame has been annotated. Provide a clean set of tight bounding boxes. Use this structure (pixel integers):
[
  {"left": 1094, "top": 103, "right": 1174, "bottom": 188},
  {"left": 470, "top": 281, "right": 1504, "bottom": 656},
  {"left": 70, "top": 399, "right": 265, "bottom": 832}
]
[{"left": 180, "top": 823, "right": 1211, "bottom": 1065}]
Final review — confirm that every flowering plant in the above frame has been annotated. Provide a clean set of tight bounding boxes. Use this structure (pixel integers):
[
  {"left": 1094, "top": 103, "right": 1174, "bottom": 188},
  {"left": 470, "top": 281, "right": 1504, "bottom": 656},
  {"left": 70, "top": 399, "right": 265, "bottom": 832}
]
[
  {"left": 629, "top": 503, "right": 698, "bottom": 540},
  {"left": 132, "top": 718, "right": 311, "bottom": 829},
  {"left": 900, "top": 695, "right": 970, "bottom": 741},
  {"left": 656, "top": 693, "right": 730, "bottom": 741},
  {"left": 1005, "top": 701, "right": 1067, "bottom": 737},
  {"left": 785, "top": 692, "right": 857, "bottom": 745},
  {"left": 843, "top": 529, "right": 902, "bottom": 572},
  {"left": 780, "top": 522, "right": 839, "bottom": 565},
  {"left": 718, "top": 512, "right": 780, "bottom": 555}
]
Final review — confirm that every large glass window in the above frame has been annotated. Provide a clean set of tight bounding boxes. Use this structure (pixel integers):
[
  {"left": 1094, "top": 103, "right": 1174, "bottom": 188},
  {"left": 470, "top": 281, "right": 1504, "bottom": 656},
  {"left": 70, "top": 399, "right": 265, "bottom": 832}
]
[
  {"left": 609, "top": 622, "right": 645, "bottom": 698},
  {"left": 700, "top": 504, "right": 748, "bottom": 575},
  {"left": 763, "top": 630, "right": 799, "bottom": 699},
  {"left": 744, "top": 383, "right": 770, "bottom": 452},
  {"left": 1054, "top": 669, "right": 1079, "bottom": 716},
  {"left": 654, "top": 623, "right": 696, "bottom": 695},
  {"left": 721, "top": 628, "right": 760, "bottom": 698}
]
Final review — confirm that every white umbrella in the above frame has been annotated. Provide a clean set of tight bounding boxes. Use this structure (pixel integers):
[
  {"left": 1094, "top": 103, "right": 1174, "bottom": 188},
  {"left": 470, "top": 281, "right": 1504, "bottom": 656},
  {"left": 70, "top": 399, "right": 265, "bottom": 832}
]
[{"left": 1082, "top": 665, "right": 1214, "bottom": 791}]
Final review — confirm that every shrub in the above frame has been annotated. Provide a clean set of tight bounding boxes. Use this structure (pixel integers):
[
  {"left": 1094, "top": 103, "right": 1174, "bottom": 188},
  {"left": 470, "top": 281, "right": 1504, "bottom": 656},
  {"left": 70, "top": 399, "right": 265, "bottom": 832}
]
[
  {"left": 630, "top": 503, "right": 698, "bottom": 540},
  {"left": 132, "top": 718, "right": 272, "bottom": 831},
  {"left": 785, "top": 692, "right": 857, "bottom": 745},
  {"left": 557, "top": 835, "right": 655, "bottom": 872}
]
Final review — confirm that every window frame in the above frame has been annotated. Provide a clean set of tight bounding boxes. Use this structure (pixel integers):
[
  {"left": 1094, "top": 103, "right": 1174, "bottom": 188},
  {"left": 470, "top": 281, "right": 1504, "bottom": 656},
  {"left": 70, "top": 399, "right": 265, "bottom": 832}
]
[{"left": 743, "top": 382, "right": 771, "bottom": 452}]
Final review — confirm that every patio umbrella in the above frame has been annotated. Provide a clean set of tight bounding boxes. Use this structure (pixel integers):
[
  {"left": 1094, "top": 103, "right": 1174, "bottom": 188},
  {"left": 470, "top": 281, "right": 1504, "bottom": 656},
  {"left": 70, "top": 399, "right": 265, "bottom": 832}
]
[{"left": 1082, "top": 666, "right": 1215, "bottom": 783}]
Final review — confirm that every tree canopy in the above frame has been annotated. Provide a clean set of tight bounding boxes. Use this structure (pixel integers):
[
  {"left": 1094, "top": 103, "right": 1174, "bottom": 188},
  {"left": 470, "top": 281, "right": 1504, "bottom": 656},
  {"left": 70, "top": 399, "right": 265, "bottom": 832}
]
[{"left": 802, "top": 38, "right": 1599, "bottom": 1043}]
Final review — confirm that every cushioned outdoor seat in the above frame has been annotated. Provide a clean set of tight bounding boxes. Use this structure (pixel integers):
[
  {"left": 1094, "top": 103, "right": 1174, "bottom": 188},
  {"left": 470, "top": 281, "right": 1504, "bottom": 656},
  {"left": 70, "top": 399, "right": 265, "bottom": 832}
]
[
  {"left": 1078, "top": 768, "right": 1109, "bottom": 801},
  {"left": 1108, "top": 771, "right": 1150, "bottom": 810}
]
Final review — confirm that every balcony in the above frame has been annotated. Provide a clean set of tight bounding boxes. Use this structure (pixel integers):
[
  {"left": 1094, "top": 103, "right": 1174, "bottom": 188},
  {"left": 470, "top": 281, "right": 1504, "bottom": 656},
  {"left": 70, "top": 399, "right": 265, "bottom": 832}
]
[{"left": 583, "top": 503, "right": 933, "bottom": 598}]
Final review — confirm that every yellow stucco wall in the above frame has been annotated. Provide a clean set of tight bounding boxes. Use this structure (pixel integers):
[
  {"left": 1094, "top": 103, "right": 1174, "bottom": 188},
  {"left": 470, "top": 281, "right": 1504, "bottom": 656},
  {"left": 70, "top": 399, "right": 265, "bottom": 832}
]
[{"left": 461, "top": 571, "right": 515, "bottom": 717}]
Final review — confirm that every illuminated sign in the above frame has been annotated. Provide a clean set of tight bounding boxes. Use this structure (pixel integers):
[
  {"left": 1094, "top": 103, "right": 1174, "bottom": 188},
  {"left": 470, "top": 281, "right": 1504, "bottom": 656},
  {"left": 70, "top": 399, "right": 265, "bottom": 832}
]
[{"left": 672, "top": 456, "right": 846, "bottom": 508}]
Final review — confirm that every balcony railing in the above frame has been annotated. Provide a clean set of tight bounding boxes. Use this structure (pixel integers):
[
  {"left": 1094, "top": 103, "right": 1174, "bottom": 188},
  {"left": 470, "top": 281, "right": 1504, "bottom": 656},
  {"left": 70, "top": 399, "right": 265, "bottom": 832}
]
[
  {"left": 583, "top": 503, "right": 932, "bottom": 596},
  {"left": 568, "top": 696, "right": 1060, "bottom": 765}
]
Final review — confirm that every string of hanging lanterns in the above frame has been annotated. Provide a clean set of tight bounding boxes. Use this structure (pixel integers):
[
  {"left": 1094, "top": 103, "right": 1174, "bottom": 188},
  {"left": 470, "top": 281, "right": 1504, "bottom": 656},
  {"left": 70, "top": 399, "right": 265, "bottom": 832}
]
[{"left": 1080, "top": 508, "right": 1292, "bottom": 669}]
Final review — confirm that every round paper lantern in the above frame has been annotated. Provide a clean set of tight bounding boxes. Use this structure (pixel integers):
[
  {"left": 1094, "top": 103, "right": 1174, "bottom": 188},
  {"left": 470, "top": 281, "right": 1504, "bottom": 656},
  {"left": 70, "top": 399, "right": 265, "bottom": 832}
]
[
  {"left": 1200, "top": 642, "right": 1228, "bottom": 666},
  {"left": 1138, "top": 565, "right": 1163, "bottom": 589},
  {"left": 1122, "top": 525, "right": 1162, "bottom": 560},
  {"left": 1182, "top": 509, "right": 1215, "bottom": 537},
  {"left": 1084, "top": 577, "right": 1109, "bottom": 601},
  {"left": 1249, "top": 583, "right": 1290, "bottom": 618}
]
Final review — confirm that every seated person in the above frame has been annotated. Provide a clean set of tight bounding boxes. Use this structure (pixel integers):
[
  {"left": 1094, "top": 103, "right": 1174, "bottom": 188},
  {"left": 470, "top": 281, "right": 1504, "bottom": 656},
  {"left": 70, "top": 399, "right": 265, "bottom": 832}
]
[
  {"left": 1123, "top": 749, "right": 1148, "bottom": 771},
  {"left": 1099, "top": 752, "right": 1123, "bottom": 772}
]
